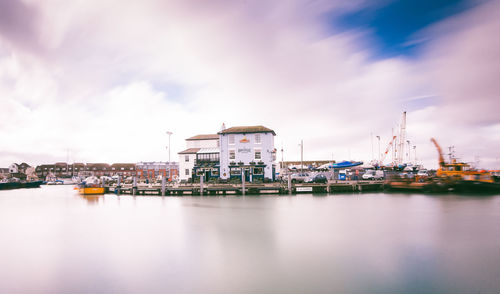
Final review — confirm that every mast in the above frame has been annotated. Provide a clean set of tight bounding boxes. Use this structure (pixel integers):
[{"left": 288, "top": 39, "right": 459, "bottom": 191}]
[{"left": 397, "top": 111, "right": 406, "bottom": 165}]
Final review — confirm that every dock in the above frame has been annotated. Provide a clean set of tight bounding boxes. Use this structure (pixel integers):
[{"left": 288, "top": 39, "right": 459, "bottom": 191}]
[{"left": 105, "top": 180, "right": 384, "bottom": 196}]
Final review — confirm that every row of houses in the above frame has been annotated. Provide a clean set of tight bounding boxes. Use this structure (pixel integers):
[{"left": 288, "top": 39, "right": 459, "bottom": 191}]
[
  {"left": 35, "top": 162, "right": 179, "bottom": 179},
  {"left": 178, "top": 125, "right": 277, "bottom": 182}
]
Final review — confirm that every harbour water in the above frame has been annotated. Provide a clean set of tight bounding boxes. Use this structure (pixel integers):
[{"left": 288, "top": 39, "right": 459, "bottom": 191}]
[{"left": 1, "top": 186, "right": 500, "bottom": 294}]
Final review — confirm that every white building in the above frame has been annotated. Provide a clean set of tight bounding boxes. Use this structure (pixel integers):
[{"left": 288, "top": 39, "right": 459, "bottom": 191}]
[
  {"left": 219, "top": 126, "right": 276, "bottom": 181},
  {"left": 178, "top": 134, "right": 219, "bottom": 181}
]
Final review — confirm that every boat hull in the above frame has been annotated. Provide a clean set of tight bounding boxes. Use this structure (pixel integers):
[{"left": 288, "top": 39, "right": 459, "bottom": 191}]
[
  {"left": 79, "top": 187, "right": 105, "bottom": 195},
  {"left": 0, "top": 181, "right": 43, "bottom": 190},
  {"left": 454, "top": 181, "right": 500, "bottom": 194}
]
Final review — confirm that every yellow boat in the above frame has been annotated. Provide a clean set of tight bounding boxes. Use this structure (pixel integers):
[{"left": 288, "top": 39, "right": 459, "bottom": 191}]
[
  {"left": 78, "top": 186, "right": 105, "bottom": 195},
  {"left": 78, "top": 176, "right": 105, "bottom": 195},
  {"left": 431, "top": 138, "right": 495, "bottom": 183}
]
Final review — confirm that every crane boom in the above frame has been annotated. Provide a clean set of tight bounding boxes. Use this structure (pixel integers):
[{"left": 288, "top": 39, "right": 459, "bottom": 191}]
[
  {"left": 430, "top": 138, "right": 445, "bottom": 167},
  {"left": 381, "top": 136, "right": 397, "bottom": 163}
]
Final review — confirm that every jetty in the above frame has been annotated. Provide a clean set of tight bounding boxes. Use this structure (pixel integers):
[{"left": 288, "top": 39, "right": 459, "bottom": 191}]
[{"left": 105, "top": 180, "right": 384, "bottom": 196}]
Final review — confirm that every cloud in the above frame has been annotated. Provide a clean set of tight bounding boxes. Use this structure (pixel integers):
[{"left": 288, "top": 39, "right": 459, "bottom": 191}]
[
  {"left": 426, "top": 0, "right": 500, "bottom": 127},
  {"left": 0, "top": 0, "right": 42, "bottom": 52}
]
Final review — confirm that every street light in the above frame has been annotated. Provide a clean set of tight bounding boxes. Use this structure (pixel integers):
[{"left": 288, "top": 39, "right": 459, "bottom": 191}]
[
  {"left": 299, "top": 140, "right": 304, "bottom": 174},
  {"left": 413, "top": 145, "right": 417, "bottom": 165},
  {"left": 406, "top": 140, "right": 411, "bottom": 162},
  {"left": 166, "top": 131, "right": 173, "bottom": 180},
  {"left": 376, "top": 136, "right": 381, "bottom": 163}
]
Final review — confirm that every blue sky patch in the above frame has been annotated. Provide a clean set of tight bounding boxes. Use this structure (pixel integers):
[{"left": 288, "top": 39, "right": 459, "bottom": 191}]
[{"left": 329, "top": 0, "right": 480, "bottom": 58}]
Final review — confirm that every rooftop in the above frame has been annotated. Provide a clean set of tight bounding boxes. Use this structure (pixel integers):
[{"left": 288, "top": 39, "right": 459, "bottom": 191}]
[
  {"left": 178, "top": 148, "right": 201, "bottom": 154},
  {"left": 197, "top": 148, "right": 220, "bottom": 154},
  {"left": 186, "top": 134, "right": 219, "bottom": 141},
  {"left": 219, "top": 126, "right": 276, "bottom": 136},
  {"left": 218, "top": 125, "right": 276, "bottom": 135}
]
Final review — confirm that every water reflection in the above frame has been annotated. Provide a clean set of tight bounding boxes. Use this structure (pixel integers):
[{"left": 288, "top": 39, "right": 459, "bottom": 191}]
[
  {"left": 0, "top": 186, "right": 499, "bottom": 293},
  {"left": 80, "top": 194, "right": 102, "bottom": 204}
]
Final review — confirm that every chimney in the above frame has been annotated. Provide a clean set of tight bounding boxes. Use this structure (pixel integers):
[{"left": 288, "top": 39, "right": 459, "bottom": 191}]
[{"left": 221, "top": 123, "right": 226, "bottom": 131}]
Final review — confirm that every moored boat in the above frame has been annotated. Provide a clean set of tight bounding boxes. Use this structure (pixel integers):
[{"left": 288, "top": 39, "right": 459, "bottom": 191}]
[
  {"left": 78, "top": 186, "right": 105, "bottom": 195},
  {"left": 78, "top": 176, "right": 105, "bottom": 195},
  {"left": 0, "top": 180, "right": 43, "bottom": 190}
]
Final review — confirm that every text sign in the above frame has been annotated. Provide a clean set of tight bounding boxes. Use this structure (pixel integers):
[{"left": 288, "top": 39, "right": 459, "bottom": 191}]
[{"left": 296, "top": 187, "right": 313, "bottom": 192}]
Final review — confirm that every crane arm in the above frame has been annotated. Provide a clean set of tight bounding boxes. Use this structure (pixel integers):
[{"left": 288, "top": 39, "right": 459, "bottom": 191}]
[
  {"left": 430, "top": 138, "right": 445, "bottom": 167},
  {"left": 380, "top": 136, "right": 397, "bottom": 163}
]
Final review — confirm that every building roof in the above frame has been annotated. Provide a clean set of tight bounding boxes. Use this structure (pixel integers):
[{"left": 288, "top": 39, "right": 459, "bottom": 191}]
[
  {"left": 186, "top": 134, "right": 219, "bottom": 141},
  {"left": 178, "top": 148, "right": 201, "bottom": 154},
  {"left": 197, "top": 148, "right": 220, "bottom": 154},
  {"left": 218, "top": 125, "right": 276, "bottom": 135},
  {"left": 111, "top": 163, "right": 136, "bottom": 168}
]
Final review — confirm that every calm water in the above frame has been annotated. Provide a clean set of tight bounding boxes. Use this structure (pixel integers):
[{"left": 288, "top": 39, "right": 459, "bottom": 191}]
[{"left": 1, "top": 186, "right": 500, "bottom": 294}]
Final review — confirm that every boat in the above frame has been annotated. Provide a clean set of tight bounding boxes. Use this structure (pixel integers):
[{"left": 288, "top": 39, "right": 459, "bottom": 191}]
[
  {"left": 385, "top": 178, "right": 450, "bottom": 193},
  {"left": 329, "top": 161, "right": 363, "bottom": 169},
  {"left": 78, "top": 176, "right": 105, "bottom": 195},
  {"left": 0, "top": 180, "right": 43, "bottom": 190},
  {"left": 429, "top": 138, "right": 500, "bottom": 193},
  {"left": 20, "top": 180, "right": 44, "bottom": 189}
]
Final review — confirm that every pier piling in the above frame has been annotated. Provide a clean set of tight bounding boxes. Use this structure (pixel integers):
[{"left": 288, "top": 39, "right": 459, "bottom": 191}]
[
  {"left": 161, "top": 176, "right": 166, "bottom": 196},
  {"left": 242, "top": 169, "right": 246, "bottom": 196},
  {"left": 116, "top": 175, "right": 121, "bottom": 195},
  {"left": 200, "top": 175, "right": 204, "bottom": 196},
  {"left": 288, "top": 174, "right": 291, "bottom": 195}
]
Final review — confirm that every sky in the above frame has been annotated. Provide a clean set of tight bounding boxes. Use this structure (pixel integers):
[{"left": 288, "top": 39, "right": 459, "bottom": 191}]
[{"left": 0, "top": 0, "right": 499, "bottom": 169}]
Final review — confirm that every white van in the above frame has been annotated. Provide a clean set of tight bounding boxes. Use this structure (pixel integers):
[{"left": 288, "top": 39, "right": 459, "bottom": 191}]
[{"left": 362, "top": 170, "right": 384, "bottom": 180}]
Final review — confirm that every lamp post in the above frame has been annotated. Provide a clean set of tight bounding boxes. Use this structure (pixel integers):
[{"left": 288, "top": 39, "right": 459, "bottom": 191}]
[
  {"left": 166, "top": 131, "right": 173, "bottom": 180},
  {"left": 371, "top": 132, "right": 374, "bottom": 161},
  {"left": 413, "top": 145, "right": 417, "bottom": 165},
  {"left": 376, "top": 136, "right": 381, "bottom": 164},
  {"left": 299, "top": 140, "right": 303, "bottom": 174},
  {"left": 406, "top": 140, "right": 410, "bottom": 163}
]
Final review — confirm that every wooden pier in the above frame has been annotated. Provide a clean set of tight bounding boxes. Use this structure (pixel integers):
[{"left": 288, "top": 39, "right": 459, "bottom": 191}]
[{"left": 105, "top": 180, "right": 384, "bottom": 196}]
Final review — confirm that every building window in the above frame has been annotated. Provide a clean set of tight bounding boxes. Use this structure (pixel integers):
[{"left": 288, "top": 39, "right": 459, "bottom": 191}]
[
  {"left": 255, "top": 134, "right": 261, "bottom": 144},
  {"left": 229, "top": 149, "right": 235, "bottom": 160},
  {"left": 185, "top": 155, "right": 189, "bottom": 162},
  {"left": 229, "top": 135, "right": 235, "bottom": 144},
  {"left": 255, "top": 149, "right": 261, "bottom": 160},
  {"left": 211, "top": 169, "right": 219, "bottom": 177},
  {"left": 185, "top": 169, "right": 190, "bottom": 176},
  {"left": 253, "top": 167, "right": 263, "bottom": 175},
  {"left": 230, "top": 168, "right": 241, "bottom": 176}
]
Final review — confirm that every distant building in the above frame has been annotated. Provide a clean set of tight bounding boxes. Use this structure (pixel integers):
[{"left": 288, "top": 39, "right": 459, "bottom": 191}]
[
  {"left": 36, "top": 162, "right": 87, "bottom": 178},
  {"left": 0, "top": 168, "right": 9, "bottom": 176},
  {"left": 110, "top": 163, "right": 136, "bottom": 176},
  {"left": 85, "top": 163, "right": 111, "bottom": 177},
  {"left": 178, "top": 134, "right": 219, "bottom": 181},
  {"left": 35, "top": 164, "right": 55, "bottom": 178},
  {"left": 9, "top": 163, "right": 31, "bottom": 174},
  {"left": 136, "top": 162, "right": 179, "bottom": 180},
  {"left": 219, "top": 125, "right": 276, "bottom": 181}
]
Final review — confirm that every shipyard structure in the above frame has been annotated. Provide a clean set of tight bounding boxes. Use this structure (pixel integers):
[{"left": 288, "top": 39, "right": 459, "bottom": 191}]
[{"left": 178, "top": 125, "right": 277, "bottom": 182}]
